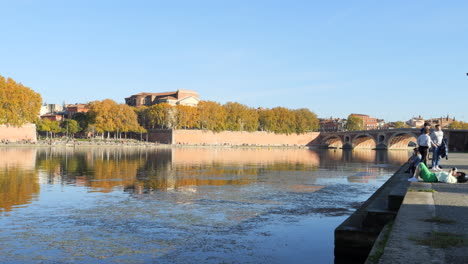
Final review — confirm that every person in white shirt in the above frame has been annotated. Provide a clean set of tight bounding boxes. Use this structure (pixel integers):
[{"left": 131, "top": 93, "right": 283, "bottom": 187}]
[
  {"left": 417, "top": 128, "right": 435, "bottom": 166},
  {"left": 430, "top": 124, "right": 444, "bottom": 170},
  {"left": 408, "top": 163, "right": 467, "bottom": 183}
]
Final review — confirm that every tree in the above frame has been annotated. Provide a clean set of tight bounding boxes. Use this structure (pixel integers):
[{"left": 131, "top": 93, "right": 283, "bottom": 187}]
[
  {"left": 146, "top": 103, "right": 172, "bottom": 129},
  {"left": 88, "top": 99, "right": 145, "bottom": 138},
  {"left": 448, "top": 121, "right": 468, "bottom": 129},
  {"left": 174, "top": 105, "right": 199, "bottom": 129},
  {"left": 293, "top": 108, "right": 319, "bottom": 133},
  {"left": 393, "top": 121, "right": 409, "bottom": 129},
  {"left": 61, "top": 119, "right": 80, "bottom": 138},
  {"left": 197, "top": 101, "right": 226, "bottom": 132},
  {"left": 258, "top": 108, "right": 274, "bottom": 132},
  {"left": 223, "top": 102, "right": 258, "bottom": 131},
  {"left": 346, "top": 115, "right": 364, "bottom": 131},
  {"left": 0, "top": 75, "right": 42, "bottom": 126},
  {"left": 72, "top": 112, "right": 91, "bottom": 132}
]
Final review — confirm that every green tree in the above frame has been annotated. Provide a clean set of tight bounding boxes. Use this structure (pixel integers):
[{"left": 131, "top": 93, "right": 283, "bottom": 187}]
[
  {"left": 61, "top": 119, "right": 80, "bottom": 138},
  {"left": 72, "top": 112, "right": 91, "bottom": 132},
  {"left": 346, "top": 114, "right": 364, "bottom": 131},
  {"left": 0, "top": 75, "right": 42, "bottom": 126},
  {"left": 393, "top": 121, "right": 408, "bottom": 128},
  {"left": 36, "top": 118, "right": 52, "bottom": 138}
]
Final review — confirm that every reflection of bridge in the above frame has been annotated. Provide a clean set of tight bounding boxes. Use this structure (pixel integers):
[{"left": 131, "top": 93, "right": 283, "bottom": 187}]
[{"left": 319, "top": 129, "right": 468, "bottom": 150}]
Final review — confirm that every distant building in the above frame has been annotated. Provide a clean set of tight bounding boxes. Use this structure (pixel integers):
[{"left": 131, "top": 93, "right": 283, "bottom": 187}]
[
  {"left": 40, "top": 113, "right": 63, "bottom": 121},
  {"left": 350, "top": 114, "right": 379, "bottom": 130},
  {"left": 407, "top": 115, "right": 455, "bottom": 128},
  {"left": 407, "top": 116, "right": 425, "bottom": 128},
  {"left": 319, "top": 118, "right": 346, "bottom": 132},
  {"left": 64, "top": 104, "right": 89, "bottom": 118},
  {"left": 125, "top": 89, "right": 200, "bottom": 107},
  {"left": 426, "top": 115, "right": 455, "bottom": 128},
  {"left": 39, "top": 104, "right": 63, "bottom": 115},
  {"left": 376, "top": 119, "right": 386, "bottom": 129}
]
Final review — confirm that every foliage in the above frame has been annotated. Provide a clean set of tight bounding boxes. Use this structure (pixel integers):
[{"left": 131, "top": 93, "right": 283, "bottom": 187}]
[
  {"left": 146, "top": 103, "right": 173, "bottom": 129},
  {"left": 197, "top": 101, "right": 226, "bottom": 132},
  {"left": 0, "top": 75, "right": 42, "bottom": 126},
  {"left": 224, "top": 102, "right": 258, "bottom": 132},
  {"left": 134, "top": 100, "right": 319, "bottom": 135},
  {"left": 72, "top": 112, "right": 91, "bottom": 132},
  {"left": 36, "top": 118, "right": 61, "bottom": 137},
  {"left": 174, "top": 105, "right": 199, "bottom": 129},
  {"left": 393, "top": 121, "right": 409, "bottom": 128},
  {"left": 61, "top": 119, "right": 80, "bottom": 137},
  {"left": 346, "top": 114, "right": 364, "bottom": 131},
  {"left": 448, "top": 121, "right": 468, "bottom": 129},
  {"left": 88, "top": 99, "right": 146, "bottom": 137},
  {"left": 293, "top": 108, "right": 319, "bottom": 133}
]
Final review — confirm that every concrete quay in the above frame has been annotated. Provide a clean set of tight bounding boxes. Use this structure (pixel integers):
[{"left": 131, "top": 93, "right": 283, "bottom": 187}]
[{"left": 368, "top": 153, "right": 468, "bottom": 264}]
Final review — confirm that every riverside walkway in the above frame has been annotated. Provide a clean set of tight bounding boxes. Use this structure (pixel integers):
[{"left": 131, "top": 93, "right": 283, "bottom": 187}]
[{"left": 372, "top": 153, "right": 468, "bottom": 264}]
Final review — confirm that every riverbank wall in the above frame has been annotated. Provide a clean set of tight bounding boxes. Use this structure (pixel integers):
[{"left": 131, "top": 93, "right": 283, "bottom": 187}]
[
  {"left": 334, "top": 162, "right": 411, "bottom": 263},
  {"left": 0, "top": 124, "right": 37, "bottom": 143},
  {"left": 148, "top": 129, "right": 321, "bottom": 146}
]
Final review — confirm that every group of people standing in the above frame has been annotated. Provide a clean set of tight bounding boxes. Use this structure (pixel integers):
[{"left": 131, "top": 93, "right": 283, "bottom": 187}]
[
  {"left": 416, "top": 122, "right": 446, "bottom": 170},
  {"left": 407, "top": 122, "right": 467, "bottom": 183}
]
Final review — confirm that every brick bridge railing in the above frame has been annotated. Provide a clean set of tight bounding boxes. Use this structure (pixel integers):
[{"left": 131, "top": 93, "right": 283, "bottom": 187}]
[{"left": 318, "top": 128, "right": 468, "bottom": 151}]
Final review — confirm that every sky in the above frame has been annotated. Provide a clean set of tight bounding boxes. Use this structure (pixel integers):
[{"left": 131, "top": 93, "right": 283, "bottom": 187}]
[{"left": 1, "top": 0, "right": 467, "bottom": 122}]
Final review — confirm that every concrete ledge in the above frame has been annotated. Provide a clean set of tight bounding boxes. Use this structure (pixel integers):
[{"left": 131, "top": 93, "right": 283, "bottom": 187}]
[{"left": 371, "top": 153, "right": 468, "bottom": 264}]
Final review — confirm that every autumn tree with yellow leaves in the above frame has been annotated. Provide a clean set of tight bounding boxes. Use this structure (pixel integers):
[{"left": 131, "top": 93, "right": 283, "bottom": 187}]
[
  {"left": 0, "top": 75, "right": 42, "bottom": 126},
  {"left": 87, "top": 99, "right": 145, "bottom": 139}
]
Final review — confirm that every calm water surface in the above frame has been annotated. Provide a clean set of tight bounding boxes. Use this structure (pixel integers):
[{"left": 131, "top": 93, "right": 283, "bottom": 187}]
[{"left": 0, "top": 147, "right": 410, "bottom": 264}]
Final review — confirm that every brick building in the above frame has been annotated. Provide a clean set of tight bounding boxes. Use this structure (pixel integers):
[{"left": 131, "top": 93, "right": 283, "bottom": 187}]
[
  {"left": 125, "top": 89, "right": 200, "bottom": 107},
  {"left": 40, "top": 113, "right": 63, "bottom": 121},
  {"left": 64, "top": 104, "right": 89, "bottom": 118},
  {"left": 319, "top": 118, "right": 346, "bottom": 132},
  {"left": 350, "top": 114, "right": 379, "bottom": 130}
]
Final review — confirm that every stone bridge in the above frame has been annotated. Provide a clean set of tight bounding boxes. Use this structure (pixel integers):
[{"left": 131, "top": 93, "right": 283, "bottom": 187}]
[
  {"left": 319, "top": 128, "right": 468, "bottom": 150},
  {"left": 319, "top": 128, "right": 419, "bottom": 150}
]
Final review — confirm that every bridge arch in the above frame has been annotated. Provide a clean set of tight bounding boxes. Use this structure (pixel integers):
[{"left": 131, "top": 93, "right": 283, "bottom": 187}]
[
  {"left": 351, "top": 134, "right": 377, "bottom": 149},
  {"left": 387, "top": 132, "right": 418, "bottom": 149},
  {"left": 322, "top": 135, "right": 343, "bottom": 148}
]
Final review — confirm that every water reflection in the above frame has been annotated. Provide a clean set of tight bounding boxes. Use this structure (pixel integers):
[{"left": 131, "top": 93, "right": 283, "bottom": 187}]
[
  {"left": 0, "top": 147, "right": 411, "bottom": 263},
  {"left": 0, "top": 148, "right": 38, "bottom": 214},
  {"left": 0, "top": 147, "right": 411, "bottom": 213}
]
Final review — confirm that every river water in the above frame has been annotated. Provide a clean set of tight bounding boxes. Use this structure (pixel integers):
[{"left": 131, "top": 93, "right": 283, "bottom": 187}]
[{"left": 0, "top": 147, "right": 410, "bottom": 264}]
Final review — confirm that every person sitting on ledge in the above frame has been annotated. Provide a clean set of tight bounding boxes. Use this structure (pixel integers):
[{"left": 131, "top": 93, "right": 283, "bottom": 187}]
[{"left": 408, "top": 163, "right": 467, "bottom": 183}]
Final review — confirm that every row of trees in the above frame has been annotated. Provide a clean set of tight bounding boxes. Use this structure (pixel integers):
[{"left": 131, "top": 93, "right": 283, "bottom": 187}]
[
  {"left": 37, "top": 99, "right": 147, "bottom": 139},
  {"left": 0, "top": 75, "right": 42, "bottom": 126},
  {"left": 36, "top": 99, "right": 319, "bottom": 137},
  {"left": 135, "top": 101, "right": 319, "bottom": 134},
  {"left": 448, "top": 121, "right": 468, "bottom": 129}
]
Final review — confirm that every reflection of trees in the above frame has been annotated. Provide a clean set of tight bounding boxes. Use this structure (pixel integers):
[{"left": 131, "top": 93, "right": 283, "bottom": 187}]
[
  {"left": 36, "top": 148, "right": 146, "bottom": 192},
  {"left": 0, "top": 169, "right": 39, "bottom": 213},
  {"left": 0, "top": 147, "right": 39, "bottom": 213},
  {"left": 124, "top": 148, "right": 324, "bottom": 193}
]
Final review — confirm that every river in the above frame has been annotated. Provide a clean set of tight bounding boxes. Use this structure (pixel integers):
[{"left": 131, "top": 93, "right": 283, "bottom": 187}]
[{"left": 0, "top": 147, "right": 410, "bottom": 263}]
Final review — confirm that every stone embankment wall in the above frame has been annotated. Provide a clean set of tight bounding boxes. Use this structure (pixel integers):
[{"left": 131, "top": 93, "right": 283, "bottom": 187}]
[
  {"left": 0, "top": 124, "right": 37, "bottom": 143},
  {"left": 148, "top": 129, "right": 321, "bottom": 146}
]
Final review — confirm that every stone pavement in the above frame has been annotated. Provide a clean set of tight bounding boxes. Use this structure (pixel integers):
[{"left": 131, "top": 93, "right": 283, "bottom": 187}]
[{"left": 376, "top": 153, "right": 468, "bottom": 264}]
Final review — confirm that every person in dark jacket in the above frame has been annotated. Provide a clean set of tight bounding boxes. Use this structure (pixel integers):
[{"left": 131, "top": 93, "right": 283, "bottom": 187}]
[
  {"left": 439, "top": 137, "right": 449, "bottom": 160},
  {"left": 420, "top": 122, "right": 431, "bottom": 135}
]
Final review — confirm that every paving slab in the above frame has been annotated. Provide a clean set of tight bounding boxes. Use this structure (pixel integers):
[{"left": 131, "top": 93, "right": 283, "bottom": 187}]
[{"left": 377, "top": 153, "right": 468, "bottom": 264}]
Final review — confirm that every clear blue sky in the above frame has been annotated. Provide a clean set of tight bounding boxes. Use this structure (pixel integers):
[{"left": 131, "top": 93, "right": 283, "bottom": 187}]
[{"left": 1, "top": 0, "right": 467, "bottom": 122}]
